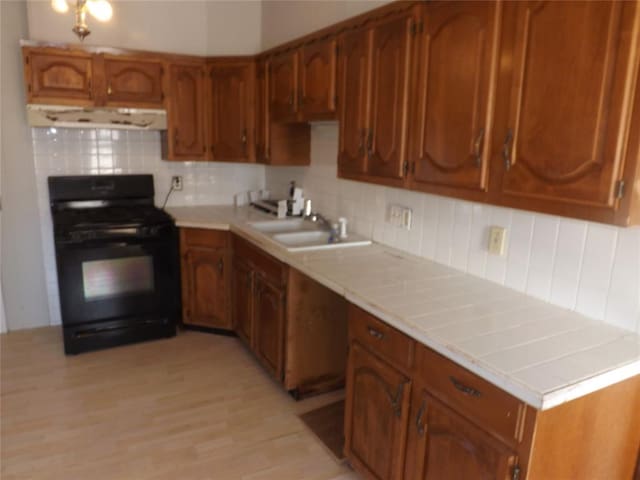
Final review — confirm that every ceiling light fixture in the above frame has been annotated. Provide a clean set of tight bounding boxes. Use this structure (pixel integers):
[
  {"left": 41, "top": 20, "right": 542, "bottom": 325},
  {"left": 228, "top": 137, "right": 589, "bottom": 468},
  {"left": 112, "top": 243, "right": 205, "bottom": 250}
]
[{"left": 51, "top": 0, "right": 113, "bottom": 41}]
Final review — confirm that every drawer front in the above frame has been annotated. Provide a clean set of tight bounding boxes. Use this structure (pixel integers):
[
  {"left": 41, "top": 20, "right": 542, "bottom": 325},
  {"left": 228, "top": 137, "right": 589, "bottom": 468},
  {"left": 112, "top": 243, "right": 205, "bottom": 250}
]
[
  {"left": 232, "top": 234, "right": 287, "bottom": 286},
  {"left": 349, "top": 305, "right": 415, "bottom": 372},
  {"left": 416, "top": 344, "right": 527, "bottom": 444},
  {"left": 181, "top": 228, "right": 229, "bottom": 249}
]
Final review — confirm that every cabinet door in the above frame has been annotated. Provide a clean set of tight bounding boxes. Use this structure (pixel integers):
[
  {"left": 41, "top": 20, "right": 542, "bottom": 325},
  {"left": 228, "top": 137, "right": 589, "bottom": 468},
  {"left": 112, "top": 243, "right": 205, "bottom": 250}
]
[
  {"left": 102, "top": 57, "right": 164, "bottom": 107},
  {"left": 406, "top": 390, "right": 519, "bottom": 480},
  {"left": 232, "top": 258, "right": 253, "bottom": 346},
  {"left": 367, "top": 14, "right": 413, "bottom": 180},
  {"left": 344, "top": 342, "right": 411, "bottom": 480},
  {"left": 269, "top": 51, "right": 298, "bottom": 123},
  {"left": 494, "top": 1, "right": 639, "bottom": 210},
  {"left": 410, "top": 1, "right": 497, "bottom": 191},
  {"left": 299, "top": 38, "right": 337, "bottom": 120},
  {"left": 182, "top": 248, "right": 229, "bottom": 329},
  {"left": 25, "top": 49, "right": 94, "bottom": 106},
  {"left": 338, "top": 28, "right": 371, "bottom": 176},
  {"left": 208, "top": 63, "right": 253, "bottom": 162},
  {"left": 255, "top": 60, "right": 270, "bottom": 163},
  {"left": 253, "top": 274, "right": 286, "bottom": 380},
  {"left": 167, "top": 63, "right": 207, "bottom": 160}
]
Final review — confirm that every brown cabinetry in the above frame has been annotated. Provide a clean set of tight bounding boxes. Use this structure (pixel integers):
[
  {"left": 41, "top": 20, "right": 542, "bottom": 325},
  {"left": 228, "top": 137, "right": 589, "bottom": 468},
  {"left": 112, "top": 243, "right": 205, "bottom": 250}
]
[
  {"left": 269, "top": 51, "right": 298, "bottom": 123},
  {"left": 409, "top": 1, "right": 498, "bottom": 193},
  {"left": 232, "top": 258, "right": 253, "bottom": 345},
  {"left": 489, "top": 0, "right": 640, "bottom": 224},
  {"left": 101, "top": 56, "right": 164, "bottom": 107},
  {"left": 299, "top": 38, "right": 338, "bottom": 120},
  {"left": 338, "top": 11, "right": 414, "bottom": 186},
  {"left": 207, "top": 61, "right": 254, "bottom": 162},
  {"left": 180, "top": 228, "right": 230, "bottom": 329},
  {"left": 345, "top": 303, "right": 640, "bottom": 480},
  {"left": 253, "top": 273, "right": 286, "bottom": 379},
  {"left": 166, "top": 62, "right": 207, "bottom": 160}
]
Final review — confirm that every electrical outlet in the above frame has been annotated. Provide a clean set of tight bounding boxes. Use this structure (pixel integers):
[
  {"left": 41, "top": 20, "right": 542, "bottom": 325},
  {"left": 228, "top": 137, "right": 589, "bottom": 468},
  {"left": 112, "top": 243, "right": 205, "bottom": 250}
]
[
  {"left": 488, "top": 226, "right": 507, "bottom": 256},
  {"left": 171, "top": 176, "right": 183, "bottom": 191},
  {"left": 387, "top": 204, "right": 412, "bottom": 230}
]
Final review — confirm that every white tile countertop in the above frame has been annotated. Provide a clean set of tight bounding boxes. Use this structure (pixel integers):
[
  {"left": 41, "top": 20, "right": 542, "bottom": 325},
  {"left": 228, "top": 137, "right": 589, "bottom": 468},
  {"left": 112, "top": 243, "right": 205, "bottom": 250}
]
[{"left": 168, "top": 205, "right": 640, "bottom": 411}]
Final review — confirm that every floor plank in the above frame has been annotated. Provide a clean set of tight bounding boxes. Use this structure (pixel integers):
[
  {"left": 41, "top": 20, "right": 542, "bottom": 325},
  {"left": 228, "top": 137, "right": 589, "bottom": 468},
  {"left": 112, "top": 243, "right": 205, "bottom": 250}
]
[{"left": 1, "top": 327, "right": 358, "bottom": 480}]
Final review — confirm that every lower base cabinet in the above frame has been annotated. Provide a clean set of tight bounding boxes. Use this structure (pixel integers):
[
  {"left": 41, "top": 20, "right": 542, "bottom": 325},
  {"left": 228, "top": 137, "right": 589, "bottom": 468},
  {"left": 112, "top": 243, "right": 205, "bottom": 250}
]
[
  {"left": 232, "top": 234, "right": 347, "bottom": 396},
  {"left": 344, "top": 304, "right": 640, "bottom": 480}
]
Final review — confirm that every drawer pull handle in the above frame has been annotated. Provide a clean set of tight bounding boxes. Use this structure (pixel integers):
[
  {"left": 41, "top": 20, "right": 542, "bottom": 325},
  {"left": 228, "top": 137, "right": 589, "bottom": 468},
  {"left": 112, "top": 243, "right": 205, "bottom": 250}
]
[
  {"left": 449, "top": 376, "right": 481, "bottom": 398},
  {"left": 367, "top": 327, "right": 384, "bottom": 340}
]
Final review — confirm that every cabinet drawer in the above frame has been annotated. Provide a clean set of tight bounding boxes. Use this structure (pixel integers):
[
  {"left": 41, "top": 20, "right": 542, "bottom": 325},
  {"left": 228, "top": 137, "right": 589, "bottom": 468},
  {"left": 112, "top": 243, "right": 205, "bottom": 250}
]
[
  {"left": 348, "top": 305, "right": 415, "bottom": 372},
  {"left": 232, "top": 234, "right": 287, "bottom": 286},
  {"left": 416, "top": 344, "right": 527, "bottom": 444},
  {"left": 181, "top": 228, "right": 229, "bottom": 249}
]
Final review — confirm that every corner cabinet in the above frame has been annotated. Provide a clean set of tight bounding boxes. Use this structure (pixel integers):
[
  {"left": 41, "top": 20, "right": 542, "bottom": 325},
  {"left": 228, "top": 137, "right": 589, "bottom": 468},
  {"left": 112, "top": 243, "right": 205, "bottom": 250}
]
[
  {"left": 299, "top": 37, "right": 338, "bottom": 120},
  {"left": 338, "top": 10, "right": 414, "bottom": 187},
  {"left": 180, "top": 228, "right": 231, "bottom": 330},
  {"left": 207, "top": 61, "right": 255, "bottom": 162},
  {"left": 165, "top": 62, "right": 208, "bottom": 160},
  {"left": 269, "top": 51, "right": 299, "bottom": 123},
  {"left": 345, "top": 304, "right": 640, "bottom": 480}
]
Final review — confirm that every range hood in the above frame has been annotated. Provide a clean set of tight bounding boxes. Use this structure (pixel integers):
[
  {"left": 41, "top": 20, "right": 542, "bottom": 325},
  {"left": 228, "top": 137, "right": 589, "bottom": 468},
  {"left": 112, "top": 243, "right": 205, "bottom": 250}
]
[{"left": 27, "top": 104, "right": 167, "bottom": 130}]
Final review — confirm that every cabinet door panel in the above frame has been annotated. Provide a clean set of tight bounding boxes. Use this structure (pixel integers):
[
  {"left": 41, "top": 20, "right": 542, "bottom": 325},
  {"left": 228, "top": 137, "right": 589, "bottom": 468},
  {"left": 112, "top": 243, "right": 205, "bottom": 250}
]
[
  {"left": 497, "top": 1, "right": 639, "bottom": 208},
  {"left": 300, "top": 38, "right": 337, "bottom": 119},
  {"left": 26, "top": 50, "right": 94, "bottom": 105},
  {"left": 168, "top": 63, "right": 207, "bottom": 159},
  {"left": 269, "top": 52, "right": 298, "bottom": 123},
  {"left": 338, "top": 28, "right": 370, "bottom": 176},
  {"left": 411, "top": 1, "right": 497, "bottom": 191},
  {"left": 344, "top": 342, "right": 411, "bottom": 480},
  {"left": 407, "top": 390, "right": 518, "bottom": 480},
  {"left": 253, "top": 275, "right": 285, "bottom": 380},
  {"left": 368, "top": 15, "right": 412, "bottom": 180},
  {"left": 233, "top": 258, "right": 253, "bottom": 346},
  {"left": 209, "top": 63, "right": 253, "bottom": 162},
  {"left": 182, "top": 248, "right": 229, "bottom": 329},
  {"left": 103, "top": 58, "right": 164, "bottom": 107},
  {"left": 255, "top": 60, "right": 269, "bottom": 163}
]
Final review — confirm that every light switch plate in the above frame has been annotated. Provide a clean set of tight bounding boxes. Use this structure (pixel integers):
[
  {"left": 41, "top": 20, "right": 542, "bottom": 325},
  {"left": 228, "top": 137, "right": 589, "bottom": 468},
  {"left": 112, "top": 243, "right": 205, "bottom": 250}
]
[
  {"left": 387, "top": 204, "right": 412, "bottom": 230},
  {"left": 488, "top": 226, "right": 507, "bottom": 256}
]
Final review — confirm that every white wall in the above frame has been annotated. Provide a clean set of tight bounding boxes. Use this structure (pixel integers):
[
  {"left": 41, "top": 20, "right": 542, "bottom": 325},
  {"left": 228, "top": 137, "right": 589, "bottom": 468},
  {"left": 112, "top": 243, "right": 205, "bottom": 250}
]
[
  {"left": 27, "top": 0, "right": 262, "bottom": 55},
  {"left": 261, "top": 0, "right": 390, "bottom": 49},
  {"left": 1, "top": 0, "right": 51, "bottom": 332}
]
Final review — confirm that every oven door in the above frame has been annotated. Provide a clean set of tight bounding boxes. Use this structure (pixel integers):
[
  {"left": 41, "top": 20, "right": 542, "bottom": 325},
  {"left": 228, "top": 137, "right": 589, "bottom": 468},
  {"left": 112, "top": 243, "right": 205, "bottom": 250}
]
[{"left": 55, "top": 228, "right": 179, "bottom": 326}]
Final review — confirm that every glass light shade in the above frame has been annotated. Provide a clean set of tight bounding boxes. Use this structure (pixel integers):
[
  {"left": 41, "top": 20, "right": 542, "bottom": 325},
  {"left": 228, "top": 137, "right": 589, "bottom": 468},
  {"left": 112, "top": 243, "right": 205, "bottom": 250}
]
[
  {"left": 51, "top": 0, "right": 69, "bottom": 13},
  {"left": 86, "top": 0, "right": 113, "bottom": 22}
]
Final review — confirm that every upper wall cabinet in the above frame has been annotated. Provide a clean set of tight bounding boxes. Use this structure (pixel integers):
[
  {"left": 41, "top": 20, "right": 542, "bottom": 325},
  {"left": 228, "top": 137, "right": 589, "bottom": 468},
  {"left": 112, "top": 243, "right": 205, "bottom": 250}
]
[
  {"left": 23, "top": 49, "right": 95, "bottom": 106},
  {"left": 490, "top": 0, "right": 640, "bottom": 225},
  {"left": 338, "top": 10, "right": 414, "bottom": 187},
  {"left": 207, "top": 61, "right": 255, "bottom": 162},
  {"left": 409, "top": 1, "right": 499, "bottom": 194},
  {"left": 165, "top": 62, "right": 207, "bottom": 160},
  {"left": 100, "top": 56, "right": 165, "bottom": 108},
  {"left": 299, "top": 38, "right": 338, "bottom": 120},
  {"left": 23, "top": 47, "right": 165, "bottom": 108},
  {"left": 269, "top": 51, "right": 299, "bottom": 123}
]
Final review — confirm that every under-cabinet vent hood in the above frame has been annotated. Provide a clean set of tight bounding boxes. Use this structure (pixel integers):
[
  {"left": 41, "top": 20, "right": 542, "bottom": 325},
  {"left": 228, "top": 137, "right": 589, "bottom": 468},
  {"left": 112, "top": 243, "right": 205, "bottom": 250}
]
[{"left": 26, "top": 104, "right": 167, "bottom": 130}]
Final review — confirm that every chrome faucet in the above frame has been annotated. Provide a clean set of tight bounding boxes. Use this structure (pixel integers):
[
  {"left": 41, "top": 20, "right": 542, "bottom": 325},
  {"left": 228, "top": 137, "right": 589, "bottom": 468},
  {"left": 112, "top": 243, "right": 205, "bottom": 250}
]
[{"left": 303, "top": 199, "right": 340, "bottom": 243}]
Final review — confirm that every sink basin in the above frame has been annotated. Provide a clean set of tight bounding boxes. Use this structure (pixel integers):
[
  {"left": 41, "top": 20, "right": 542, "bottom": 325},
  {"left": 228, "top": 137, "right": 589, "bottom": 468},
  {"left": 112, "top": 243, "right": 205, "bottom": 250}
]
[
  {"left": 272, "top": 230, "right": 371, "bottom": 252},
  {"left": 248, "top": 218, "right": 315, "bottom": 233}
]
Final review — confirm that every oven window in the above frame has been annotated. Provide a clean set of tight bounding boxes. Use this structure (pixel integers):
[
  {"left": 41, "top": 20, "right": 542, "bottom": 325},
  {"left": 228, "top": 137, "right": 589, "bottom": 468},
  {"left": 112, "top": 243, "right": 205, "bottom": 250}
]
[{"left": 82, "top": 256, "right": 154, "bottom": 301}]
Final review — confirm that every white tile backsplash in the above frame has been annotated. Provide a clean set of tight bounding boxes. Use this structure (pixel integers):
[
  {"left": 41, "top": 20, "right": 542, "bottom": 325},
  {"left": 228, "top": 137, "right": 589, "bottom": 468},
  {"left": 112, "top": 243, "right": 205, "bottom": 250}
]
[
  {"left": 32, "top": 127, "right": 265, "bottom": 325},
  {"left": 266, "top": 123, "right": 640, "bottom": 334}
]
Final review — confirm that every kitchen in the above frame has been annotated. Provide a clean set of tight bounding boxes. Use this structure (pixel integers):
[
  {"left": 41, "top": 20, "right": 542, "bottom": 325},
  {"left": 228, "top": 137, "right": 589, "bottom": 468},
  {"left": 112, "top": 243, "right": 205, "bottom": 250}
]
[{"left": 1, "top": 0, "right": 640, "bottom": 479}]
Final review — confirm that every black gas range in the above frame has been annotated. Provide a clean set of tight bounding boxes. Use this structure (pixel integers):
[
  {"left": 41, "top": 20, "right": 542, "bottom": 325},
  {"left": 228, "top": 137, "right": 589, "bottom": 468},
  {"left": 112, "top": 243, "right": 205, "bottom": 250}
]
[{"left": 49, "top": 175, "right": 179, "bottom": 354}]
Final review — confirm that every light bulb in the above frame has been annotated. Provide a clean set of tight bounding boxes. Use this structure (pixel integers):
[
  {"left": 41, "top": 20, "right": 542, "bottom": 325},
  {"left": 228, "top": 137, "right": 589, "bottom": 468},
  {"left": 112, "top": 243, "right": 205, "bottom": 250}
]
[
  {"left": 51, "top": 0, "right": 69, "bottom": 13},
  {"left": 86, "top": 0, "right": 113, "bottom": 22}
]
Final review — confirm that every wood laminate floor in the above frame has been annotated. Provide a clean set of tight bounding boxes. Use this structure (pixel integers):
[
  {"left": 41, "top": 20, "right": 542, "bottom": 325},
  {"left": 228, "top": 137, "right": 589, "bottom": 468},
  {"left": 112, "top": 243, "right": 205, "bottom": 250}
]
[{"left": 1, "top": 328, "right": 358, "bottom": 480}]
